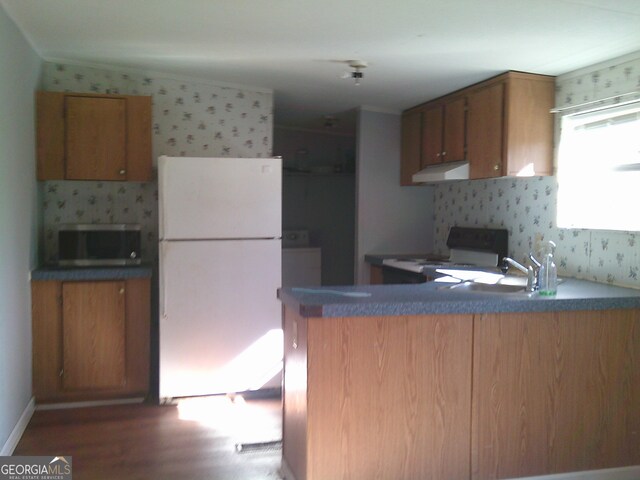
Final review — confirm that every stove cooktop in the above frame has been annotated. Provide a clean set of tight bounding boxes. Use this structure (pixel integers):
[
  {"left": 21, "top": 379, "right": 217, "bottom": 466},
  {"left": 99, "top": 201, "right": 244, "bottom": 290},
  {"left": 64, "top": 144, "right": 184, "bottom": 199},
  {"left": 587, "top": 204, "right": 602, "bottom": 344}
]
[
  {"left": 380, "top": 227, "right": 508, "bottom": 275},
  {"left": 381, "top": 258, "right": 474, "bottom": 273}
]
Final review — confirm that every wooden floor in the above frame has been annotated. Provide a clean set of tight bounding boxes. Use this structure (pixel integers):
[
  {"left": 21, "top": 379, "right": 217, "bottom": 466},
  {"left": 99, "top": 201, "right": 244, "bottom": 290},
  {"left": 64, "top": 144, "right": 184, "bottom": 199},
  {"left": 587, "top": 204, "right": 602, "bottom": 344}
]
[{"left": 15, "top": 396, "right": 283, "bottom": 480}]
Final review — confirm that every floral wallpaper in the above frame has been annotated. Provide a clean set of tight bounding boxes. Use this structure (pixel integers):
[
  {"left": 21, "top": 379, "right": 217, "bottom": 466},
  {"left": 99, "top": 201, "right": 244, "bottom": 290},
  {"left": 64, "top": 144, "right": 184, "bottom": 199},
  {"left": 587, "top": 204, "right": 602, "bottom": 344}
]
[
  {"left": 40, "top": 61, "right": 273, "bottom": 263},
  {"left": 433, "top": 52, "right": 640, "bottom": 289}
]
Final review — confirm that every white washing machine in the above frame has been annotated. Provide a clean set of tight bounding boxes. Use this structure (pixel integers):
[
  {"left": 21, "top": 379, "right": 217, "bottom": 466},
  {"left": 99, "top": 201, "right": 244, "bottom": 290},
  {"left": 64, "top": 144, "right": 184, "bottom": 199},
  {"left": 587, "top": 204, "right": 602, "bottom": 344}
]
[{"left": 282, "top": 230, "right": 322, "bottom": 287}]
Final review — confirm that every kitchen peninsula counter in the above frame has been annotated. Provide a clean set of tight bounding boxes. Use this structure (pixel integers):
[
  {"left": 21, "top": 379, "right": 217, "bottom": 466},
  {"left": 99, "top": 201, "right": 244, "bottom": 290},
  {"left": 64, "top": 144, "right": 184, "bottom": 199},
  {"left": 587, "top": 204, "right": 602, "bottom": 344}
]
[
  {"left": 279, "top": 277, "right": 640, "bottom": 318},
  {"left": 279, "top": 279, "right": 640, "bottom": 480}
]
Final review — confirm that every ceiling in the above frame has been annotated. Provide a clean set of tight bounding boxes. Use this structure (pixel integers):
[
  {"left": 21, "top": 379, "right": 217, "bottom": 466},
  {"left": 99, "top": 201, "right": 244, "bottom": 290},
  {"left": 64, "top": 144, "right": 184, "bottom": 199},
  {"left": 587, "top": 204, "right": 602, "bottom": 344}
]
[{"left": 2, "top": 0, "right": 640, "bottom": 133}]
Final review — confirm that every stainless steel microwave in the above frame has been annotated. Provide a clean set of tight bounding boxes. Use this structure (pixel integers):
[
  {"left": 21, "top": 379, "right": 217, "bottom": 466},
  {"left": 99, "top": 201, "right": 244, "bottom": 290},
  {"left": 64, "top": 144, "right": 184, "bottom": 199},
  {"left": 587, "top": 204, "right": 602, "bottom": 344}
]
[{"left": 58, "top": 224, "right": 142, "bottom": 267}]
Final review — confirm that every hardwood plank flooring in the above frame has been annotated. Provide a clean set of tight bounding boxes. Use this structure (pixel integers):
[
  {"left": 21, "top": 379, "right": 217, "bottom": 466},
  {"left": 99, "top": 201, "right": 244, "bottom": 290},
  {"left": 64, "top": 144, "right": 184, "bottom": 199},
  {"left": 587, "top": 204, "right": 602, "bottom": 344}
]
[{"left": 14, "top": 396, "right": 283, "bottom": 480}]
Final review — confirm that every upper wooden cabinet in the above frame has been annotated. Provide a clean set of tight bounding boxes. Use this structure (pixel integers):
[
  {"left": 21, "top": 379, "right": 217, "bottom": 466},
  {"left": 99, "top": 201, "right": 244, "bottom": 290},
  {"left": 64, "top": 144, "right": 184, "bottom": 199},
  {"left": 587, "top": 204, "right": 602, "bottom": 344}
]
[
  {"left": 36, "top": 91, "right": 152, "bottom": 181},
  {"left": 401, "top": 71, "right": 554, "bottom": 184},
  {"left": 468, "top": 72, "right": 555, "bottom": 179},
  {"left": 422, "top": 97, "right": 466, "bottom": 167},
  {"left": 400, "top": 109, "right": 422, "bottom": 186},
  {"left": 467, "top": 81, "right": 504, "bottom": 179}
]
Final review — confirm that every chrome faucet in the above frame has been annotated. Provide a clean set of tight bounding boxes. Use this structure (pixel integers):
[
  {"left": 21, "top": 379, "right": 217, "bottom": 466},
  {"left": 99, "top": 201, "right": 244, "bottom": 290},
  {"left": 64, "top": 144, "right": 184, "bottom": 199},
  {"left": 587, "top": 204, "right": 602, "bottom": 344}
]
[{"left": 503, "top": 256, "right": 539, "bottom": 292}]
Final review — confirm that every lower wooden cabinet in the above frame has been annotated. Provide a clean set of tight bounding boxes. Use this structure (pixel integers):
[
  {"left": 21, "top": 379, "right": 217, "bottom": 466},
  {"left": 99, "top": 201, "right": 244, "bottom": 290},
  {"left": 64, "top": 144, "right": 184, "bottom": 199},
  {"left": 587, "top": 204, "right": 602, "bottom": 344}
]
[
  {"left": 283, "top": 308, "right": 473, "bottom": 480},
  {"left": 282, "top": 307, "right": 640, "bottom": 480},
  {"left": 32, "top": 278, "right": 150, "bottom": 403},
  {"left": 472, "top": 310, "right": 640, "bottom": 479}
]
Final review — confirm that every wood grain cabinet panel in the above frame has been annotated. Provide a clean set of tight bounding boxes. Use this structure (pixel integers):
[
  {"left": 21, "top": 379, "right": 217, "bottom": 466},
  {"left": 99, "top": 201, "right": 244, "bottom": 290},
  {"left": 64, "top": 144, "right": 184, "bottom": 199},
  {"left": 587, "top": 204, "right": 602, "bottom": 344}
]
[
  {"left": 31, "top": 278, "right": 150, "bottom": 403},
  {"left": 421, "top": 104, "right": 444, "bottom": 166},
  {"left": 420, "top": 96, "right": 467, "bottom": 167},
  {"left": 400, "top": 109, "right": 422, "bottom": 185},
  {"left": 472, "top": 309, "right": 640, "bottom": 479},
  {"left": 282, "top": 307, "right": 640, "bottom": 480},
  {"left": 504, "top": 75, "right": 555, "bottom": 177},
  {"left": 62, "top": 281, "right": 126, "bottom": 390},
  {"left": 32, "top": 281, "right": 63, "bottom": 397},
  {"left": 405, "top": 97, "right": 466, "bottom": 180},
  {"left": 65, "top": 96, "right": 126, "bottom": 180},
  {"left": 442, "top": 96, "right": 466, "bottom": 163},
  {"left": 36, "top": 91, "right": 152, "bottom": 182},
  {"left": 467, "top": 81, "right": 505, "bottom": 179},
  {"left": 282, "top": 308, "right": 473, "bottom": 480}
]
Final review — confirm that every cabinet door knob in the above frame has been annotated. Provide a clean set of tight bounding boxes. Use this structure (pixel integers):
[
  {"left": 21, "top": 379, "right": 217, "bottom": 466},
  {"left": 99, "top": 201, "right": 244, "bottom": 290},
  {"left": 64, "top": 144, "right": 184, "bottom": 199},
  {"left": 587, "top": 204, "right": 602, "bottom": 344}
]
[
  {"left": 436, "top": 153, "right": 441, "bottom": 157},
  {"left": 493, "top": 164, "right": 500, "bottom": 171},
  {"left": 119, "top": 169, "right": 126, "bottom": 175},
  {"left": 119, "top": 287, "right": 125, "bottom": 294},
  {"left": 59, "top": 369, "right": 64, "bottom": 377},
  {"left": 442, "top": 151, "right": 447, "bottom": 156}
]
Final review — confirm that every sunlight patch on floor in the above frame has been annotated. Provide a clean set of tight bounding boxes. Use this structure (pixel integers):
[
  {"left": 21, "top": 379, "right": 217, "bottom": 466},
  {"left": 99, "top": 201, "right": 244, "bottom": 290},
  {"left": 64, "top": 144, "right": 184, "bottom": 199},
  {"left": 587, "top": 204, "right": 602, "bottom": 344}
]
[{"left": 177, "top": 394, "right": 281, "bottom": 444}]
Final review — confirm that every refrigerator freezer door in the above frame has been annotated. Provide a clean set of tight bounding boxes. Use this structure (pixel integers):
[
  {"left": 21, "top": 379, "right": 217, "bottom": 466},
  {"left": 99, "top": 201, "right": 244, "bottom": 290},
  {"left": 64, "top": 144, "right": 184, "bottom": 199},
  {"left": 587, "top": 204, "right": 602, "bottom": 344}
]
[
  {"left": 159, "top": 238, "right": 282, "bottom": 398},
  {"left": 159, "top": 156, "right": 282, "bottom": 240}
]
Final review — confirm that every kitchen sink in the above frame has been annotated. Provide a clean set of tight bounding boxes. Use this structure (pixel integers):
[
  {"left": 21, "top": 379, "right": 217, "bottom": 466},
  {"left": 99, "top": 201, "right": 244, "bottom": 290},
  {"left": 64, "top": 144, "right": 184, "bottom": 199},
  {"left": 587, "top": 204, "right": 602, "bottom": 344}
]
[
  {"left": 438, "top": 275, "right": 533, "bottom": 295},
  {"left": 443, "top": 281, "right": 528, "bottom": 294}
]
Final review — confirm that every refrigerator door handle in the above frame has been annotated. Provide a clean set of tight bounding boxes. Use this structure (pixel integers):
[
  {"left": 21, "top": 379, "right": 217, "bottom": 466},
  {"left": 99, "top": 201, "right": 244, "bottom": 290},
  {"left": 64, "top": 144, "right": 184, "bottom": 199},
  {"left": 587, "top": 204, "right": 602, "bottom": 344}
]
[{"left": 159, "top": 246, "right": 167, "bottom": 321}]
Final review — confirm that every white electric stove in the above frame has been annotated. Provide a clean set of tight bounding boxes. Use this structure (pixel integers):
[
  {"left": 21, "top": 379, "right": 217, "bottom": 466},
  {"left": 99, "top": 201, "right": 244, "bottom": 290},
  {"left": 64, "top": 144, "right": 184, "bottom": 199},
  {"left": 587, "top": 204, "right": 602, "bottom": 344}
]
[{"left": 380, "top": 227, "right": 509, "bottom": 283}]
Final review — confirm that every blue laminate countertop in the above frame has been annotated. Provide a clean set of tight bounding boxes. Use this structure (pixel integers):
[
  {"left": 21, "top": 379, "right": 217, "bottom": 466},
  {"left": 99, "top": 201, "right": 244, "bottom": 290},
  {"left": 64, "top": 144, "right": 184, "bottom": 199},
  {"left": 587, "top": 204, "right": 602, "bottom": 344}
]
[
  {"left": 32, "top": 264, "right": 153, "bottom": 281},
  {"left": 279, "top": 278, "right": 640, "bottom": 318}
]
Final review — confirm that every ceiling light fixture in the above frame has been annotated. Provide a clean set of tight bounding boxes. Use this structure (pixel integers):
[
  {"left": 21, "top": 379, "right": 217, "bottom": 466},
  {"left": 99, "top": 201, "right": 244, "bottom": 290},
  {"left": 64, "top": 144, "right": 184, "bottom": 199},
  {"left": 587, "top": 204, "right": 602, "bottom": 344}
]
[{"left": 345, "top": 60, "right": 368, "bottom": 86}]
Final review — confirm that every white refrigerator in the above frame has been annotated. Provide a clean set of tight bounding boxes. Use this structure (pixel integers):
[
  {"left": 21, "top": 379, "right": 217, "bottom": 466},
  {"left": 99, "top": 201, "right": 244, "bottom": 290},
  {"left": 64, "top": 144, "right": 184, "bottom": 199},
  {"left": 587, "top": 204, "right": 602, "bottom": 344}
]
[{"left": 158, "top": 155, "right": 282, "bottom": 399}]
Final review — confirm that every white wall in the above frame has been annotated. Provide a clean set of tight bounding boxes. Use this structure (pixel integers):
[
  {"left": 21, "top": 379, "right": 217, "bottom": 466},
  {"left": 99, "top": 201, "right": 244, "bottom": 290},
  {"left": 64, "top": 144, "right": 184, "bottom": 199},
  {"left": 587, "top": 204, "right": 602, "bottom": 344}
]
[
  {"left": 355, "top": 109, "right": 435, "bottom": 284},
  {"left": 0, "top": 5, "right": 41, "bottom": 451}
]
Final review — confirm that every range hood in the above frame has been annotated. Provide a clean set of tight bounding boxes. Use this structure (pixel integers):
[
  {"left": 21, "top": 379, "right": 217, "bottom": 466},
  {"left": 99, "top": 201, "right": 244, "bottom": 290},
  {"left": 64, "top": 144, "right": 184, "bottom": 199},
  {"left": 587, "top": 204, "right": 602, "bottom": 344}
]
[{"left": 412, "top": 160, "right": 469, "bottom": 183}]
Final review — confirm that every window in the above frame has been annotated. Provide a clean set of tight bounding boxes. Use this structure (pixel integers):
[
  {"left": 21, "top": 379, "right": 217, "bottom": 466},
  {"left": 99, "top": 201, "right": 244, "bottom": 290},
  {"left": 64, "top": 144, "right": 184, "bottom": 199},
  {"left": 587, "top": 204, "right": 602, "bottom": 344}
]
[{"left": 556, "top": 101, "right": 640, "bottom": 231}]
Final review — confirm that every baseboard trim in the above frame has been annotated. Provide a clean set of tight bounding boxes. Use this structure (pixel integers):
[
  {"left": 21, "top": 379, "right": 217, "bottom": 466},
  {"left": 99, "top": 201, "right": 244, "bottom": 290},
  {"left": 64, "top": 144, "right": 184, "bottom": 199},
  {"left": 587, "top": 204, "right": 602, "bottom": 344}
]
[
  {"left": 509, "top": 465, "right": 640, "bottom": 480},
  {"left": 36, "top": 397, "right": 145, "bottom": 411},
  {"left": 280, "top": 457, "right": 297, "bottom": 480},
  {"left": 1, "top": 396, "right": 35, "bottom": 455},
  {"left": 278, "top": 462, "right": 639, "bottom": 480}
]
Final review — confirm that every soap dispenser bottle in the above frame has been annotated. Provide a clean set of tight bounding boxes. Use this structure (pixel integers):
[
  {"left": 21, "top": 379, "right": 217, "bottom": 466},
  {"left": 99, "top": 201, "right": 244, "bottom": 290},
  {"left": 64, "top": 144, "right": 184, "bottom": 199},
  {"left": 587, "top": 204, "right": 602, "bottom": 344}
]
[{"left": 538, "top": 240, "right": 557, "bottom": 296}]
